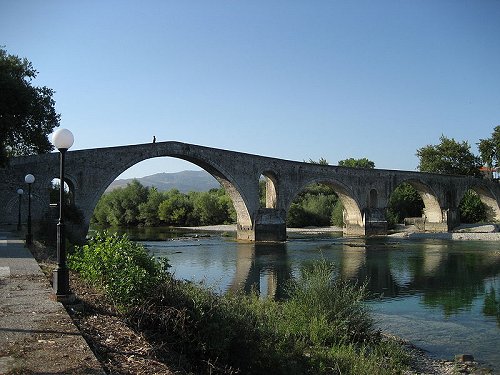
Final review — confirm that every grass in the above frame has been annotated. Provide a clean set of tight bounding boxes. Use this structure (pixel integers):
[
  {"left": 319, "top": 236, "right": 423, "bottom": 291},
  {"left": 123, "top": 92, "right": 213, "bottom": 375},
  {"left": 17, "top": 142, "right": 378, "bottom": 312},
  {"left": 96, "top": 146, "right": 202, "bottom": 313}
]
[{"left": 69, "top": 231, "right": 409, "bottom": 374}]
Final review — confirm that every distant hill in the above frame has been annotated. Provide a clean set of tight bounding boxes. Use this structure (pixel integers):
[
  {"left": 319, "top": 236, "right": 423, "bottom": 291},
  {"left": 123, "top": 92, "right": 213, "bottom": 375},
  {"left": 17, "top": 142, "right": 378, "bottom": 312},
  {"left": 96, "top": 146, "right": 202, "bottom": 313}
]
[{"left": 106, "top": 170, "right": 220, "bottom": 193}]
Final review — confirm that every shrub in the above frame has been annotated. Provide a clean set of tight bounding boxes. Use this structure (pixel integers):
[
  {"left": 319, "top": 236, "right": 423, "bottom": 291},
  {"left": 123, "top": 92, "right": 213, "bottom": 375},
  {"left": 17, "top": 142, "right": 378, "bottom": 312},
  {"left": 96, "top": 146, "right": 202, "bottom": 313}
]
[
  {"left": 278, "top": 261, "right": 373, "bottom": 346},
  {"left": 68, "top": 231, "right": 169, "bottom": 307}
]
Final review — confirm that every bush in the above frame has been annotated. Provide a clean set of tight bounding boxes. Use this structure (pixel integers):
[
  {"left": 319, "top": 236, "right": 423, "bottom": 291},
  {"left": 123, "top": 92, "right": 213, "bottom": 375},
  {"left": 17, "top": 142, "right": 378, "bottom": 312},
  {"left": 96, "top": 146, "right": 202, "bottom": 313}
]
[
  {"left": 280, "top": 261, "right": 373, "bottom": 346},
  {"left": 68, "top": 231, "right": 169, "bottom": 307}
]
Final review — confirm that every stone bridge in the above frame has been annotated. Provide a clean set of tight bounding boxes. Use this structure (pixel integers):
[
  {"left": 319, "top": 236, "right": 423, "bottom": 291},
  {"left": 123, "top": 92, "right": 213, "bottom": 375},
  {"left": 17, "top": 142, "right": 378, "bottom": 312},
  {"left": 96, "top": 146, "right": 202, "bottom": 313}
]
[{"left": 1, "top": 141, "right": 500, "bottom": 241}]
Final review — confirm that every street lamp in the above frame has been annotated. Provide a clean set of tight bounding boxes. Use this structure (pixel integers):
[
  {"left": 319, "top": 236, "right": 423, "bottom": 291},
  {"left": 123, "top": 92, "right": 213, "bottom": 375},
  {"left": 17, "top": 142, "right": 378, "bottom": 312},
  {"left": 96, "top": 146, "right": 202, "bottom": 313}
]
[
  {"left": 17, "top": 188, "right": 24, "bottom": 231},
  {"left": 51, "top": 128, "right": 74, "bottom": 301},
  {"left": 24, "top": 174, "right": 35, "bottom": 245}
]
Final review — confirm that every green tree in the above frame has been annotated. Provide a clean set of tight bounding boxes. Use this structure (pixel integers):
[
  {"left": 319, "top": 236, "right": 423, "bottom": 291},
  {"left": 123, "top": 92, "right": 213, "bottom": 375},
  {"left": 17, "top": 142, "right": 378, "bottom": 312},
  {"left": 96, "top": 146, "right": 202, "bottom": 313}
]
[
  {"left": 386, "top": 183, "right": 424, "bottom": 225},
  {"left": 416, "top": 135, "right": 481, "bottom": 176},
  {"left": 93, "top": 180, "right": 149, "bottom": 226},
  {"left": 192, "top": 190, "right": 232, "bottom": 225},
  {"left": 0, "top": 47, "right": 60, "bottom": 166},
  {"left": 307, "top": 157, "right": 329, "bottom": 165},
  {"left": 138, "top": 187, "right": 166, "bottom": 226},
  {"left": 459, "top": 190, "right": 487, "bottom": 223},
  {"left": 92, "top": 193, "right": 113, "bottom": 226},
  {"left": 158, "top": 189, "right": 193, "bottom": 226},
  {"left": 338, "top": 158, "right": 375, "bottom": 169},
  {"left": 478, "top": 125, "right": 500, "bottom": 178}
]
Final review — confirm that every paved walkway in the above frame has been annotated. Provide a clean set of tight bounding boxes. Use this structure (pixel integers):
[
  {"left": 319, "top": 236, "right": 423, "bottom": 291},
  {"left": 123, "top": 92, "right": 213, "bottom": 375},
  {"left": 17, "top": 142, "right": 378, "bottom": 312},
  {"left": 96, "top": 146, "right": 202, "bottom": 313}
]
[{"left": 0, "top": 226, "right": 104, "bottom": 374}]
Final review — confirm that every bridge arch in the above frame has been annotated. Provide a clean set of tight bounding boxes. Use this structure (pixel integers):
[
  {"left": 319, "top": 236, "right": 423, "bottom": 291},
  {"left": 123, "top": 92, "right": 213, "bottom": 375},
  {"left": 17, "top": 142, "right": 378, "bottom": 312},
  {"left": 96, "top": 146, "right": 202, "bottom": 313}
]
[
  {"left": 286, "top": 177, "right": 363, "bottom": 230},
  {"left": 50, "top": 176, "right": 76, "bottom": 206},
  {"left": 81, "top": 153, "right": 253, "bottom": 233},
  {"left": 396, "top": 179, "right": 442, "bottom": 222},
  {"left": 463, "top": 182, "right": 500, "bottom": 222}
]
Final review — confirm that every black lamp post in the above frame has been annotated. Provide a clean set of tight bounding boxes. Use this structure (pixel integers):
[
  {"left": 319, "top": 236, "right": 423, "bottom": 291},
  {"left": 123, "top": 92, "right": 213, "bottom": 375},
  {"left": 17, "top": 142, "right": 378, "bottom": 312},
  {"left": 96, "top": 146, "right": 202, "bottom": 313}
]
[
  {"left": 51, "top": 128, "right": 74, "bottom": 301},
  {"left": 17, "top": 188, "right": 23, "bottom": 231},
  {"left": 24, "top": 174, "right": 35, "bottom": 245}
]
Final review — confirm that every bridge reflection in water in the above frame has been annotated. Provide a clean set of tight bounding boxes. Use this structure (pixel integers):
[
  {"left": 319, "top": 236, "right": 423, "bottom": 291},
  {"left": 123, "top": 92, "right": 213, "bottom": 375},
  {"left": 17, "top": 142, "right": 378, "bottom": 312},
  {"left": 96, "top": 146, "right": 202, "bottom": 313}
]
[
  {"left": 228, "top": 242, "right": 293, "bottom": 299},
  {"left": 152, "top": 235, "right": 500, "bottom": 315}
]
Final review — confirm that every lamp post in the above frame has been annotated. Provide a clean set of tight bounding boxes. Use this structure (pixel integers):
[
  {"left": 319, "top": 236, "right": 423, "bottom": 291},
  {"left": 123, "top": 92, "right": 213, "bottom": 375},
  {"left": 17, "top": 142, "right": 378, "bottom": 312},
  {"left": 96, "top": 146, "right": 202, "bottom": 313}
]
[
  {"left": 17, "top": 188, "right": 24, "bottom": 231},
  {"left": 24, "top": 174, "right": 35, "bottom": 245},
  {"left": 51, "top": 128, "right": 74, "bottom": 301}
]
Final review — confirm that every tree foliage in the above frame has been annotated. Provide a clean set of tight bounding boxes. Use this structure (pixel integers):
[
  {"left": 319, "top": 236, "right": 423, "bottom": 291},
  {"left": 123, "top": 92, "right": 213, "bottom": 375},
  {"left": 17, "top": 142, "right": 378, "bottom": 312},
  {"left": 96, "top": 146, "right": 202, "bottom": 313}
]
[
  {"left": 307, "top": 157, "right": 329, "bottom": 165},
  {"left": 0, "top": 47, "right": 60, "bottom": 166},
  {"left": 338, "top": 158, "right": 375, "bottom": 169},
  {"left": 92, "top": 181, "right": 236, "bottom": 227},
  {"left": 478, "top": 125, "right": 500, "bottom": 176},
  {"left": 386, "top": 183, "right": 424, "bottom": 225},
  {"left": 459, "top": 190, "right": 487, "bottom": 224},
  {"left": 416, "top": 135, "right": 481, "bottom": 176}
]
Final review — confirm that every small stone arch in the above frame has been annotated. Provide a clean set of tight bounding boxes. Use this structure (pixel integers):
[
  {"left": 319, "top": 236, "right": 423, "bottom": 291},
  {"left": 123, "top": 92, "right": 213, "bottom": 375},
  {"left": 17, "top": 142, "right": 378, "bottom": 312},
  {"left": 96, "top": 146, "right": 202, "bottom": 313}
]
[
  {"left": 287, "top": 178, "right": 363, "bottom": 227},
  {"left": 50, "top": 176, "right": 76, "bottom": 206},
  {"left": 464, "top": 183, "right": 500, "bottom": 222},
  {"left": 399, "top": 179, "right": 442, "bottom": 222}
]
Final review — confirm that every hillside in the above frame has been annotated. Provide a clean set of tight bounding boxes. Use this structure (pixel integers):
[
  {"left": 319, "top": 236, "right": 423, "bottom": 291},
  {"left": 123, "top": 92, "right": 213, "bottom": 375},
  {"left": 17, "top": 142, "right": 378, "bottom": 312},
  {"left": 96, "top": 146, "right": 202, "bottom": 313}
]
[{"left": 106, "top": 170, "right": 220, "bottom": 193}]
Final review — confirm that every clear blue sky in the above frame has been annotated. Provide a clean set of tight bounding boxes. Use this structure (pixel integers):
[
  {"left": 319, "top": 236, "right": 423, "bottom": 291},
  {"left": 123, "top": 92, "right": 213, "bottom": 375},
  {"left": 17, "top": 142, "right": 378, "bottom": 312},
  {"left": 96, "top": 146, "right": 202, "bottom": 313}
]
[{"left": 2, "top": 1, "right": 499, "bottom": 179}]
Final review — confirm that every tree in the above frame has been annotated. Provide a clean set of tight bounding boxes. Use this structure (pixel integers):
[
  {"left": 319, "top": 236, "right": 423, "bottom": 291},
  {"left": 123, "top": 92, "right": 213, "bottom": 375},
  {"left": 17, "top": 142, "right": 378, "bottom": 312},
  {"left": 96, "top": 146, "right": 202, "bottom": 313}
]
[
  {"left": 158, "top": 189, "right": 193, "bottom": 226},
  {"left": 478, "top": 126, "right": 500, "bottom": 178},
  {"left": 338, "top": 158, "right": 375, "bottom": 169},
  {"left": 191, "top": 190, "right": 232, "bottom": 225},
  {"left": 0, "top": 47, "right": 60, "bottom": 166},
  {"left": 308, "top": 157, "right": 329, "bottom": 165},
  {"left": 386, "top": 183, "right": 424, "bottom": 226},
  {"left": 459, "top": 190, "right": 486, "bottom": 223},
  {"left": 416, "top": 135, "right": 481, "bottom": 176},
  {"left": 138, "top": 187, "right": 166, "bottom": 226}
]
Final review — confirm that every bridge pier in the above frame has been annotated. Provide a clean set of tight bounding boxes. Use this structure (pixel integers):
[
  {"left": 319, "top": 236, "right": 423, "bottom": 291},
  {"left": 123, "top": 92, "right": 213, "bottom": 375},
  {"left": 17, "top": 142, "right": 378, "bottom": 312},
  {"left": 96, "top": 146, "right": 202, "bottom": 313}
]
[
  {"left": 423, "top": 208, "right": 460, "bottom": 232},
  {"left": 364, "top": 208, "right": 388, "bottom": 235},
  {"left": 237, "top": 208, "right": 286, "bottom": 242},
  {"left": 343, "top": 209, "right": 388, "bottom": 236}
]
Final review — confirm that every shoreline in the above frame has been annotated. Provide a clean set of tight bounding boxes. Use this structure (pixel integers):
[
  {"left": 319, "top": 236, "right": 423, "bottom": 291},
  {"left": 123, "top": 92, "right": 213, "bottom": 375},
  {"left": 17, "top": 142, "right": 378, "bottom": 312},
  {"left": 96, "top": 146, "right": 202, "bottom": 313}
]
[{"left": 178, "top": 223, "right": 500, "bottom": 241}]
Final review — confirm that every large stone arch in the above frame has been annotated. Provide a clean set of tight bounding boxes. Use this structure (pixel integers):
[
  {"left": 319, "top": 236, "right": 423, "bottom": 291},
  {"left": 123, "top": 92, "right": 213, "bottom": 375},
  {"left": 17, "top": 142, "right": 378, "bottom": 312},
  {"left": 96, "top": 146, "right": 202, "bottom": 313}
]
[
  {"left": 78, "top": 152, "right": 252, "bottom": 237},
  {"left": 398, "top": 179, "right": 442, "bottom": 223},
  {"left": 286, "top": 177, "right": 363, "bottom": 234}
]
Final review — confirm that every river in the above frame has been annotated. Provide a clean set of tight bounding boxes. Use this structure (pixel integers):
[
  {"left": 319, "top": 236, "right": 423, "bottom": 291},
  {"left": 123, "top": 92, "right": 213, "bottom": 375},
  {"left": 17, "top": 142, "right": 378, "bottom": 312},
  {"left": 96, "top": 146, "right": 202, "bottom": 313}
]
[{"left": 113, "top": 227, "right": 500, "bottom": 371}]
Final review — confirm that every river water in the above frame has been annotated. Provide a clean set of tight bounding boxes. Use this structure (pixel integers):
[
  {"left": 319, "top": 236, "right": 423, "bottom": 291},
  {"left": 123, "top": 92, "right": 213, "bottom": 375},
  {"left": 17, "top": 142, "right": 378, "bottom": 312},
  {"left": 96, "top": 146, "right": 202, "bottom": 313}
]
[{"left": 117, "top": 227, "right": 500, "bottom": 370}]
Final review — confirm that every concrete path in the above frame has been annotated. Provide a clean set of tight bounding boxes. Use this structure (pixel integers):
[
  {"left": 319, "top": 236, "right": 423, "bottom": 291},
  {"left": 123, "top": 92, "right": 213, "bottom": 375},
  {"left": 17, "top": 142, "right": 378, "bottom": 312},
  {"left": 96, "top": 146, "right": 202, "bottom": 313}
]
[{"left": 0, "top": 227, "right": 104, "bottom": 374}]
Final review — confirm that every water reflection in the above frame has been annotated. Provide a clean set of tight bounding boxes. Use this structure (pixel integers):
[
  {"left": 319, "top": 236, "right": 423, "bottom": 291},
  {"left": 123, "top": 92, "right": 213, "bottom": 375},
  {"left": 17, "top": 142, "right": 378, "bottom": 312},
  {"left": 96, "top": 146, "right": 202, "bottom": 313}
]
[
  {"left": 145, "top": 233, "right": 500, "bottom": 321},
  {"left": 137, "top": 230, "right": 500, "bottom": 369},
  {"left": 228, "top": 242, "right": 292, "bottom": 299},
  {"left": 483, "top": 286, "right": 500, "bottom": 327}
]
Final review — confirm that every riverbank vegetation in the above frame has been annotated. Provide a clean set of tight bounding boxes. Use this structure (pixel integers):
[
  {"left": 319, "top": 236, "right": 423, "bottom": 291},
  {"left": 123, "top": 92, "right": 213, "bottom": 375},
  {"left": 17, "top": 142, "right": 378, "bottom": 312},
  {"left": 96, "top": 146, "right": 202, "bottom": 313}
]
[
  {"left": 92, "top": 180, "right": 236, "bottom": 227},
  {"left": 68, "top": 232, "right": 409, "bottom": 374}
]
